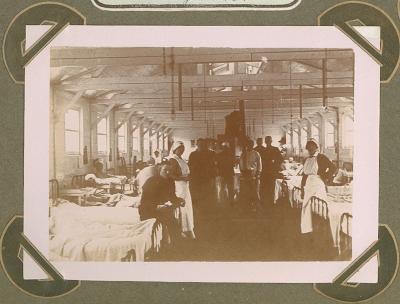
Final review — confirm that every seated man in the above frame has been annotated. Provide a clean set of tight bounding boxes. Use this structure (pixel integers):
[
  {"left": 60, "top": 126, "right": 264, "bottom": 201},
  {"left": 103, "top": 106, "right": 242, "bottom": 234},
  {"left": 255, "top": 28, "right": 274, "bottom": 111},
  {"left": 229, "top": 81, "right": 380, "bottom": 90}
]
[
  {"left": 134, "top": 164, "right": 158, "bottom": 194},
  {"left": 139, "top": 163, "right": 184, "bottom": 242}
]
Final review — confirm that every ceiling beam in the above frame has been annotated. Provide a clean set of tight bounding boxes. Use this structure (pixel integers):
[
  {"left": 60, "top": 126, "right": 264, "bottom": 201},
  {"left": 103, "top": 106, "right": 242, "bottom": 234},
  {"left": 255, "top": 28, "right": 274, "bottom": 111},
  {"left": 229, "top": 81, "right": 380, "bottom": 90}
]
[
  {"left": 51, "top": 47, "right": 352, "bottom": 58},
  {"left": 57, "top": 71, "right": 353, "bottom": 91},
  {"left": 130, "top": 117, "right": 145, "bottom": 134},
  {"left": 115, "top": 109, "right": 137, "bottom": 132},
  {"left": 91, "top": 101, "right": 117, "bottom": 129},
  {"left": 54, "top": 90, "right": 84, "bottom": 122},
  {"left": 51, "top": 49, "right": 354, "bottom": 68},
  {"left": 58, "top": 67, "right": 98, "bottom": 83},
  {"left": 85, "top": 87, "right": 353, "bottom": 106},
  {"left": 60, "top": 71, "right": 353, "bottom": 86}
]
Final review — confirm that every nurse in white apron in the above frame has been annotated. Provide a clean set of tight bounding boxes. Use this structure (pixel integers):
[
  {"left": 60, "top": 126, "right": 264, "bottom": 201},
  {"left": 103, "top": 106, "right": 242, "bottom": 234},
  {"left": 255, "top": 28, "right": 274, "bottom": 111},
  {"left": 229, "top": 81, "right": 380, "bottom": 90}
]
[
  {"left": 169, "top": 141, "right": 196, "bottom": 239},
  {"left": 300, "top": 138, "right": 335, "bottom": 234}
]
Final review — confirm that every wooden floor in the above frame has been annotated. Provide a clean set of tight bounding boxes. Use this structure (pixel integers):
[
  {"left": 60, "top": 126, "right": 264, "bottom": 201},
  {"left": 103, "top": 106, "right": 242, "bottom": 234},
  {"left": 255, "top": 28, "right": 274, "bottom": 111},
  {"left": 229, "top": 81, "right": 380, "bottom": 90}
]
[{"left": 153, "top": 194, "right": 347, "bottom": 262}]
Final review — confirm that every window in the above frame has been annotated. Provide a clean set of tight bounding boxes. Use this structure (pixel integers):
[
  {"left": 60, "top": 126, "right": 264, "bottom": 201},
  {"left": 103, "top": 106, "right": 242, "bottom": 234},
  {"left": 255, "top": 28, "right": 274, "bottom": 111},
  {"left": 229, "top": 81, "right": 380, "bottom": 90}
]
[
  {"left": 343, "top": 116, "right": 354, "bottom": 148},
  {"left": 65, "top": 109, "right": 80, "bottom": 154},
  {"left": 325, "top": 121, "right": 335, "bottom": 148},
  {"left": 150, "top": 130, "right": 157, "bottom": 154},
  {"left": 143, "top": 129, "right": 150, "bottom": 159},
  {"left": 132, "top": 126, "right": 139, "bottom": 152},
  {"left": 285, "top": 131, "right": 291, "bottom": 147},
  {"left": 292, "top": 130, "right": 299, "bottom": 148},
  {"left": 164, "top": 134, "right": 168, "bottom": 151},
  {"left": 117, "top": 122, "right": 127, "bottom": 154},
  {"left": 97, "top": 117, "right": 108, "bottom": 155},
  {"left": 300, "top": 127, "right": 307, "bottom": 149}
]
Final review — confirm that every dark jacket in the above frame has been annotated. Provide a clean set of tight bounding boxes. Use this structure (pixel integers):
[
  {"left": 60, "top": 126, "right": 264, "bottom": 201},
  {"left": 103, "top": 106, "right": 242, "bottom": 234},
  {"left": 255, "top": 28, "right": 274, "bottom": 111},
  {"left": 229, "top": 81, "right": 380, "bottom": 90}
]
[
  {"left": 139, "top": 175, "right": 179, "bottom": 220},
  {"left": 261, "top": 146, "right": 283, "bottom": 176},
  {"left": 216, "top": 149, "right": 235, "bottom": 177},
  {"left": 301, "top": 153, "right": 336, "bottom": 189},
  {"left": 188, "top": 150, "right": 217, "bottom": 180}
]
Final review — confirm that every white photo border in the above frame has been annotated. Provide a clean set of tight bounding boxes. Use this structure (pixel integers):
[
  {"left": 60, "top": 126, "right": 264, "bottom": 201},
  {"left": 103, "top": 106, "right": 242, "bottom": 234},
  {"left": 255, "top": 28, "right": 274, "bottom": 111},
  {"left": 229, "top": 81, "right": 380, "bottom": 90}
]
[{"left": 24, "top": 26, "right": 380, "bottom": 283}]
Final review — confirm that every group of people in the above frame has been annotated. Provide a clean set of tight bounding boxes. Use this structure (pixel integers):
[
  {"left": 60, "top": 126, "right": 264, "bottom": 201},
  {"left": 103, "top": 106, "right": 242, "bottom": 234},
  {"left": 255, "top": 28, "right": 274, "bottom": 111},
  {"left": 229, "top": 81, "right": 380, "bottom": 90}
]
[{"left": 136, "top": 135, "right": 337, "bottom": 246}]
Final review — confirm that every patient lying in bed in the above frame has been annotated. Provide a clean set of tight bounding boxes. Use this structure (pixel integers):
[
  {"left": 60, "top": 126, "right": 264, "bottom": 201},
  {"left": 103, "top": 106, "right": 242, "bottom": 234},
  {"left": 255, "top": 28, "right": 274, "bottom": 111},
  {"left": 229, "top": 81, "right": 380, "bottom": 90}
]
[
  {"left": 85, "top": 158, "right": 128, "bottom": 186},
  {"left": 279, "top": 158, "right": 302, "bottom": 177}
]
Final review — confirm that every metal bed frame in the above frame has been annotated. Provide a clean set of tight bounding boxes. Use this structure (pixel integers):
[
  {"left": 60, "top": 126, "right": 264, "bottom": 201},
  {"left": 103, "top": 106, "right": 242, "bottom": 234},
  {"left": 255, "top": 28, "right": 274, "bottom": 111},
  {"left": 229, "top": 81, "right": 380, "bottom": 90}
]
[
  {"left": 291, "top": 186, "right": 303, "bottom": 208},
  {"left": 339, "top": 212, "right": 352, "bottom": 257}
]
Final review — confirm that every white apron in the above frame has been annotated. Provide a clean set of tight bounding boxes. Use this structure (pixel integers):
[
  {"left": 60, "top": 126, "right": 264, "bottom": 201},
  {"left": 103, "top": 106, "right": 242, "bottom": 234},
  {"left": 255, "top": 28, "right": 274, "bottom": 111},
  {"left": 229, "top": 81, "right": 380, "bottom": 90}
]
[
  {"left": 170, "top": 155, "right": 195, "bottom": 235},
  {"left": 301, "top": 175, "right": 327, "bottom": 234}
]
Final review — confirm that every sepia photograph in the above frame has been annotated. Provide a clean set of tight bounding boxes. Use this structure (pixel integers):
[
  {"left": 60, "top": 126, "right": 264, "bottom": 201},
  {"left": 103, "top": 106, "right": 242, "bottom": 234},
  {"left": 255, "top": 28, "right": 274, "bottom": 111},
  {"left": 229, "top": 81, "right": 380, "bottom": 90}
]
[
  {"left": 48, "top": 46, "right": 354, "bottom": 262},
  {"left": 24, "top": 26, "right": 379, "bottom": 282}
]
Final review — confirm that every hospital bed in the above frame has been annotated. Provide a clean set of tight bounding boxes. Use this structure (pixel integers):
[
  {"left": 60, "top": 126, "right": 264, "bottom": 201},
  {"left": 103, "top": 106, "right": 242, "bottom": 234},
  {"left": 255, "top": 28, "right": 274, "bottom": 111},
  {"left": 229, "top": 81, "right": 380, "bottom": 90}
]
[{"left": 48, "top": 180, "right": 163, "bottom": 262}]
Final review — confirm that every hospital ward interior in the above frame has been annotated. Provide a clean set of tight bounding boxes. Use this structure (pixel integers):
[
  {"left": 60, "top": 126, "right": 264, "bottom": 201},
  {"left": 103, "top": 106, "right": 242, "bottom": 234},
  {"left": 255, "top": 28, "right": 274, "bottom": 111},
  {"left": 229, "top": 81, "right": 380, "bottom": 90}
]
[{"left": 49, "top": 47, "right": 354, "bottom": 262}]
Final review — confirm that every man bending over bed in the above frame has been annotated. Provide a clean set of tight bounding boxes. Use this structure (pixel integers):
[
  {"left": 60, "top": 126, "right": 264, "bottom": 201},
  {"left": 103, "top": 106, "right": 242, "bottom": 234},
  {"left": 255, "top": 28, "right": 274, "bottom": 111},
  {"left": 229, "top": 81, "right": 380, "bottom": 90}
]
[{"left": 139, "top": 163, "right": 184, "bottom": 243}]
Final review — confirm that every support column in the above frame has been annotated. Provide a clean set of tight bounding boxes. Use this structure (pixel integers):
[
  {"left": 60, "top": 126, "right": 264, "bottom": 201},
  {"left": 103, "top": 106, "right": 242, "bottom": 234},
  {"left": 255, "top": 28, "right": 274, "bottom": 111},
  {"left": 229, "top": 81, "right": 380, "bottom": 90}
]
[
  {"left": 127, "top": 117, "right": 133, "bottom": 164},
  {"left": 239, "top": 99, "right": 246, "bottom": 142},
  {"left": 139, "top": 123, "right": 144, "bottom": 161},
  {"left": 149, "top": 128, "right": 153, "bottom": 157},
  {"left": 336, "top": 108, "right": 342, "bottom": 167},
  {"left": 109, "top": 110, "right": 117, "bottom": 170},
  {"left": 167, "top": 132, "right": 173, "bottom": 152},
  {"left": 318, "top": 113, "right": 326, "bottom": 153},
  {"left": 290, "top": 128, "right": 294, "bottom": 156},
  {"left": 322, "top": 58, "right": 328, "bottom": 107},
  {"left": 299, "top": 84, "right": 303, "bottom": 119},
  {"left": 90, "top": 109, "right": 97, "bottom": 160},
  {"left": 306, "top": 119, "right": 312, "bottom": 140}
]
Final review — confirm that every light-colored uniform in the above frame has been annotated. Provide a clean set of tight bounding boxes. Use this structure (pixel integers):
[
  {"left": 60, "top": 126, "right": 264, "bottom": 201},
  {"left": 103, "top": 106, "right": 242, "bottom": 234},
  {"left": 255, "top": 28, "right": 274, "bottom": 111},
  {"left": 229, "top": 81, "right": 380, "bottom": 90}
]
[
  {"left": 170, "top": 154, "right": 195, "bottom": 236},
  {"left": 301, "top": 152, "right": 327, "bottom": 234}
]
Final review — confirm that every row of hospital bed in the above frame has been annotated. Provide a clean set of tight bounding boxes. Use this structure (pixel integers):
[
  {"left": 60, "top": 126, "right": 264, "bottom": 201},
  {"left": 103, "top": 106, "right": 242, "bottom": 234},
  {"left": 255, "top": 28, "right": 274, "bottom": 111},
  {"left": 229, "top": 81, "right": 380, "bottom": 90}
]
[
  {"left": 48, "top": 166, "right": 167, "bottom": 262},
  {"left": 275, "top": 174, "right": 352, "bottom": 260}
]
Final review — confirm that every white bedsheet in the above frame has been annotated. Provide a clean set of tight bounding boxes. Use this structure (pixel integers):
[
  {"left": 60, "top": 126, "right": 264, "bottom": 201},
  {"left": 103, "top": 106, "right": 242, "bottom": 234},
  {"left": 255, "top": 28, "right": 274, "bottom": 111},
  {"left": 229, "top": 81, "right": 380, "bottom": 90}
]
[
  {"left": 50, "top": 202, "right": 141, "bottom": 235},
  {"left": 50, "top": 219, "right": 156, "bottom": 261},
  {"left": 85, "top": 174, "right": 127, "bottom": 185},
  {"left": 49, "top": 202, "right": 161, "bottom": 261}
]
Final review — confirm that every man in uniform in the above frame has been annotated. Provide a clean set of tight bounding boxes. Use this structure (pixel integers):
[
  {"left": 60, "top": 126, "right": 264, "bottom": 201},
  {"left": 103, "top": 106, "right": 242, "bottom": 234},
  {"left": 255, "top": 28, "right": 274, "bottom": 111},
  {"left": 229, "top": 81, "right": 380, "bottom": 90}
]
[{"left": 261, "top": 136, "right": 283, "bottom": 208}]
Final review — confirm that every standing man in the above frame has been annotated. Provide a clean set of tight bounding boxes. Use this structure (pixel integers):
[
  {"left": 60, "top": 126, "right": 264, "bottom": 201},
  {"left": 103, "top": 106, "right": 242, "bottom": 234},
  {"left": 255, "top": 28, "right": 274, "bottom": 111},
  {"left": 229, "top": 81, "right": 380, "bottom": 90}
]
[
  {"left": 206, "top": 138, "right": 218, "bottom": 199},
  {"left": 254, "top": 137, "right": 266, "bottom": 156},
  {"left": 188, "top": 138, "right": 217, "bottom": 208},
  {"left": 215, "top": 142, "right": 236, "bottom": 205},
  {"left": 239, "top": 138, "right": 262, "bottom": 212},
  {"left": 254, "top": 137, "right": 267, "bottom": 202},
  {"left": 261, "top": 136, "right": 284, "bottom": 208}
]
